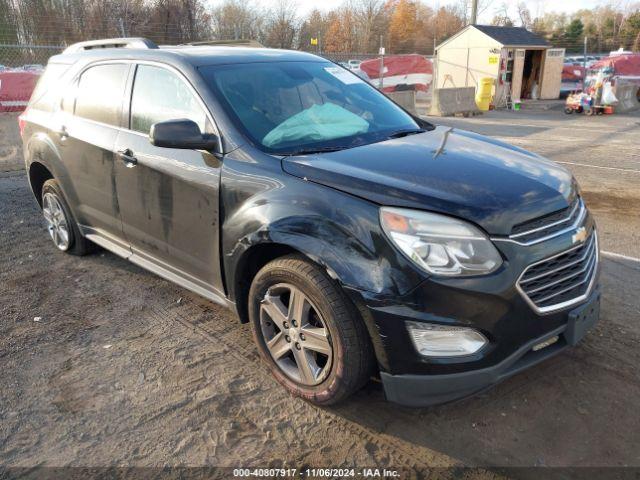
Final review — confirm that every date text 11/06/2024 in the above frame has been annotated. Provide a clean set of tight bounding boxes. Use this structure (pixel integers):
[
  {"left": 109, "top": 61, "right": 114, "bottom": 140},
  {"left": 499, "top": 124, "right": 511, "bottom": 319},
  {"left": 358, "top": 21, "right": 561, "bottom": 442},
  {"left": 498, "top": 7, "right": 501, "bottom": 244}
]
[{"left": 233, "top": 468, "right": 401, "bottom": 478}]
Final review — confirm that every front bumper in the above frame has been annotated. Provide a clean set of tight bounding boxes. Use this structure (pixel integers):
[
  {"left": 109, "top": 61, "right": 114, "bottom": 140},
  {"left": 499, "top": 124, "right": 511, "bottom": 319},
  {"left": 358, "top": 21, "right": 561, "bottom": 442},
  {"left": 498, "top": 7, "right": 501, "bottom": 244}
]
[
  {"left": 381, "top": 286, "right": 601, "bottom": 406},
  {"left": 346, "top": 217, "right": 601, "bottom": 407}
]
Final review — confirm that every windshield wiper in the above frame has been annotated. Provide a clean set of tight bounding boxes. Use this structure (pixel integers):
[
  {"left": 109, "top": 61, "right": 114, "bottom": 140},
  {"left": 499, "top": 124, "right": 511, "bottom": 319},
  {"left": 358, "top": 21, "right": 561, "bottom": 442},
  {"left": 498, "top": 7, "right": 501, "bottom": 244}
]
[
  {"left": 281, "top": 146, "right": 349, "bottom": 156},
  {"left": 387, "top": 128, "right": 425, "bottom": 139}
]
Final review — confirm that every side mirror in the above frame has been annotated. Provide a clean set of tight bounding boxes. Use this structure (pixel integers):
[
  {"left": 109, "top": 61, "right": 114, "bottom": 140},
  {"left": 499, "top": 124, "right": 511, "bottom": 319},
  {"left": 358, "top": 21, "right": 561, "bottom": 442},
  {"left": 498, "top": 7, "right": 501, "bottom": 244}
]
[{"left": 149, "top": 119, "right": 219, "bottom": 151}]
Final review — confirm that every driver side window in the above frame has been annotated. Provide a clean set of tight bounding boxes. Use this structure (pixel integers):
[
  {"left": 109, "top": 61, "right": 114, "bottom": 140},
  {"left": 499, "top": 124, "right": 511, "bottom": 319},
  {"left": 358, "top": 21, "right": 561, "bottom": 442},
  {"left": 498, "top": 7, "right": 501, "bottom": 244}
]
[{"left": 130, "top": 64, "right": 209, "bottom": 135}]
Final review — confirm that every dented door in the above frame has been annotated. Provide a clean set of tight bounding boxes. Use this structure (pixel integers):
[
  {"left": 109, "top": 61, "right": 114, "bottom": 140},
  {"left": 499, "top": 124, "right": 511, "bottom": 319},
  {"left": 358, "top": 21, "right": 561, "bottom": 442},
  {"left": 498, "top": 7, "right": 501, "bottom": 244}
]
[{"left": 113, "top": 63, "right": 224, "bottom": 294}]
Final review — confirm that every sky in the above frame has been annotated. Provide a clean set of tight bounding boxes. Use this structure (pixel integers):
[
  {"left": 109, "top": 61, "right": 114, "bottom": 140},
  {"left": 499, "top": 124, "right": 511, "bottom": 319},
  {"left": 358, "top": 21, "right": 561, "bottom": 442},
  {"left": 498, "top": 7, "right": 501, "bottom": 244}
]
[{"left": 208, "top": 0, "right": 608, "bottom": 23}]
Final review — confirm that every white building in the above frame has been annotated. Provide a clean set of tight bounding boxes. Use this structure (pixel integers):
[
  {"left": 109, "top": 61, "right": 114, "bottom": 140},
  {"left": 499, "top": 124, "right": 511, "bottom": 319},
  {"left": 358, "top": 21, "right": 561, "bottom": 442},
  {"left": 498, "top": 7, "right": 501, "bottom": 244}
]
[{"left": 434, "top": 25, "right": 565, "bottom": 104}]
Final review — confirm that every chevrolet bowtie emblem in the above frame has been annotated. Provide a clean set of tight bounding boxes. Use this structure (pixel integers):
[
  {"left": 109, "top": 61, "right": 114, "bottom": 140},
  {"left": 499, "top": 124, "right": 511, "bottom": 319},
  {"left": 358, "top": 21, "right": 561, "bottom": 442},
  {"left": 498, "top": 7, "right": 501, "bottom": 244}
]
[{"left": 572, "top": 227, "right": 587, "bottom": 244}]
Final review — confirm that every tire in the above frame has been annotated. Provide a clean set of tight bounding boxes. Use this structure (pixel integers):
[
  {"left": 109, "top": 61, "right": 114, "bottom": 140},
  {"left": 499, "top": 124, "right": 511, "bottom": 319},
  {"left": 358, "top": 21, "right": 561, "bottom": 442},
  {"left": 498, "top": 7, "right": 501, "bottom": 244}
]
[
  {"left": 41, "top": 179, "right": 93, "bottom": 255},
  {"left": 564, "top": 107, "right": 573, "bottom": 114},
  {"left": 249, "top": 255, "right": 374, "bottom": 405}
]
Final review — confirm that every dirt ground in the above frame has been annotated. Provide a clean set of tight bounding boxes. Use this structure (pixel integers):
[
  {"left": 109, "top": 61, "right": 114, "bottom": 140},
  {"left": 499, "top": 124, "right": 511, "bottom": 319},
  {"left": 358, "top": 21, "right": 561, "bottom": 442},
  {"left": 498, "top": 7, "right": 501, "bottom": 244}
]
[
  {"left": 0, "top": 113, "right": 23, "bottom": 173},
  {"left": 1, "top": 109, "right": 640, "bottom": 477}
]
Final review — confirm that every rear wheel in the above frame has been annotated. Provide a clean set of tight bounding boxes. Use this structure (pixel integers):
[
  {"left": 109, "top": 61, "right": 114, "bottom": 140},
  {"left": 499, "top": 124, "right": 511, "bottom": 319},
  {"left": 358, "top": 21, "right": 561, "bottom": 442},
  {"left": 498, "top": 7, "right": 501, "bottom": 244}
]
[
  {"left": 249, "top": 255, "right": 374, "bottom": 405},
  {"left": 42, "top": 179, "right": 93, "bottom": 255}
]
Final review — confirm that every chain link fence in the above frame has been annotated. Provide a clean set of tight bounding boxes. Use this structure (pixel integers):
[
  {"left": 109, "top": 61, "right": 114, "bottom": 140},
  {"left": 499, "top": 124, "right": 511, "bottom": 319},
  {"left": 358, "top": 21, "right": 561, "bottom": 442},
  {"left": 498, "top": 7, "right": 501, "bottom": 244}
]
[{"left": 0, "top": 44, "right": 63, "bottom": 69}]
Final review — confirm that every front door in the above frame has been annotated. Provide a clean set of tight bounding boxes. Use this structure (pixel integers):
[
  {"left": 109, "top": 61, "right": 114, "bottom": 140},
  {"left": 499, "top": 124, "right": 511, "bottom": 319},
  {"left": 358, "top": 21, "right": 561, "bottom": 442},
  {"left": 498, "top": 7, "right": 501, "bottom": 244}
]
[{"left": 114, "top": 63, "right": 224, "bottom": 297}]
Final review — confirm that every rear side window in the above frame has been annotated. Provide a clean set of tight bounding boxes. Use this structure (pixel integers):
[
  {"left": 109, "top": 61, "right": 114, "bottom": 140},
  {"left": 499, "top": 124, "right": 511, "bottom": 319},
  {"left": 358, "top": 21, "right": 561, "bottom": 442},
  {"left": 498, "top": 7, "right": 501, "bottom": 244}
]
[
  {"left": 29, "top": 63, "right": 71, "bottom": 112},
  {"left": 75, "top": 64, "right": 129, "bottom": 126},
  {"left": 130, "top": 64, "right": 207, "bottom": 134}
]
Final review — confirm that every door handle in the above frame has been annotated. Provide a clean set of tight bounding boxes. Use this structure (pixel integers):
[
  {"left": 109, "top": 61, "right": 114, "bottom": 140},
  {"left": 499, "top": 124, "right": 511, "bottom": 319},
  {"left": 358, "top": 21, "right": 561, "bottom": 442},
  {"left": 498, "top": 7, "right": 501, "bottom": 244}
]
[
  {"left": 117, "top": 149, "right": 138, "bottom": 168},
  {"left": 55, "top": 126, "right": 68, "bottom": 140}
]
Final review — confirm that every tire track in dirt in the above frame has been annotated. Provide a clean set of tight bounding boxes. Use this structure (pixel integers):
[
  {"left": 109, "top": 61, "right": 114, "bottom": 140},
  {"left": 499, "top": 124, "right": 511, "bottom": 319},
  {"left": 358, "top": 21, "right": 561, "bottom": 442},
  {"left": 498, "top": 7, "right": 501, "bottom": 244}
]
[{"left": 151, "top": 300, "right": 503, "bottom": 478}]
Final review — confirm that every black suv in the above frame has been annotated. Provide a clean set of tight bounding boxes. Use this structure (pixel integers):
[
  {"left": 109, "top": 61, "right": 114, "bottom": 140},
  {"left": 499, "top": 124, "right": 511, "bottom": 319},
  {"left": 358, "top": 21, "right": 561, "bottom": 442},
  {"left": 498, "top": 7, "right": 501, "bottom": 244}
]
[{"left": 20, "top": 38, "right": 601, "bottom": 406}]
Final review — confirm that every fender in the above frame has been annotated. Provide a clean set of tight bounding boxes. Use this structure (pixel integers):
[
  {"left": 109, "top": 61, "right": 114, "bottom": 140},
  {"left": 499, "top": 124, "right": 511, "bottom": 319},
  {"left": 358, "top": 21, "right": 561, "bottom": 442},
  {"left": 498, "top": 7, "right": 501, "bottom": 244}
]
[
  {"left": 24, "top": 131, "right": 63, "bottom": 203},
  {"left": 220, "top": 152, "right": 426, "bottom": 372},
  {"left": 220, "top": 151, "right": 425, "bottom": 303}
]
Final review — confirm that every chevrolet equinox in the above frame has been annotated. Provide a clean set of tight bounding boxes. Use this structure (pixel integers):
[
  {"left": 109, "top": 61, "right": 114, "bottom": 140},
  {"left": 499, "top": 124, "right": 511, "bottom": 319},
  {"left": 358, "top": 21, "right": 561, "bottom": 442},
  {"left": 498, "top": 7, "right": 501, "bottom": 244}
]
[{"left": 20, "top": 38, "right": 601, "bottom": 406}]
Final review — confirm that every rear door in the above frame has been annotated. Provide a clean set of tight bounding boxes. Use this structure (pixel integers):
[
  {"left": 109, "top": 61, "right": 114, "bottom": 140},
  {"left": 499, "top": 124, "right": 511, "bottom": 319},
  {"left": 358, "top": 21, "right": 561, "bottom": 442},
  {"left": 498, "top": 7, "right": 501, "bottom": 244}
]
[
  {"left": 55, "top": 63, "right": 131, "bottom": 255},
  {"left": 114, "top": 63, "right": 224, "bottom": 298}
]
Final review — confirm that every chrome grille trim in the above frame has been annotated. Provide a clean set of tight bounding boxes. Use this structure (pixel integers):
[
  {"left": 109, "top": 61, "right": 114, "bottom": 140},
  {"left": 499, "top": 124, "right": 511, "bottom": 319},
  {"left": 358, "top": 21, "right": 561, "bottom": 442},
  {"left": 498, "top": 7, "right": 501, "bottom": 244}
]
[
  {"left": 525, "top": 251, "right": 596, "bottom": 295},
  {"left": 517, "top": 231, "right": 599, "bottom": 315},
  {"left": 510, "top": 198, "right": 582, "bottom": 239},
  {"left": 492, "top": 198, "right": 586, "bottom": 246},
  {"left": 519, "top": 234, "right": 595, "bottom": 285}
]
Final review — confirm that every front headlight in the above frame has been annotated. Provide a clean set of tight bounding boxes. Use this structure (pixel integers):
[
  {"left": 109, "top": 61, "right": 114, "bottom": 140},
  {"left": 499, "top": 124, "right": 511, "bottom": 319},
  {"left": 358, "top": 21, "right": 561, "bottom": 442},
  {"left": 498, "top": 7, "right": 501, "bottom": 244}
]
[{"left": 380, "top": 207, "right": 502, "bottom": 276}]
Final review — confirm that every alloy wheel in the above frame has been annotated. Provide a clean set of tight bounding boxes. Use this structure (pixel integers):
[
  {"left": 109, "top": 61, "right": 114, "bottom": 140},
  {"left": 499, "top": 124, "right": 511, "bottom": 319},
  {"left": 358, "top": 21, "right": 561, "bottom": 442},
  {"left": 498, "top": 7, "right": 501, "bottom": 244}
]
[
  {"left": 42, "top": 192, "right": 70, "bottom": 251},
  {"left": 259, "top": 283, "right": 333, "bottom": 386}
]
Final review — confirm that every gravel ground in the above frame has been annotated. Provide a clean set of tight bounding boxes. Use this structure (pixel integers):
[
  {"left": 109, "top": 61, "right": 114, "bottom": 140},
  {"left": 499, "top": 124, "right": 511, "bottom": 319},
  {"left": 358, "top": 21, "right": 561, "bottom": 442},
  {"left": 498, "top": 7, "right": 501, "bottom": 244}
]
[
  {"left": 0, "top": 113, "right": 23, "bottom": 173},
  {"left": 1, "top": 110, "right": 640, "bottom": 477}
]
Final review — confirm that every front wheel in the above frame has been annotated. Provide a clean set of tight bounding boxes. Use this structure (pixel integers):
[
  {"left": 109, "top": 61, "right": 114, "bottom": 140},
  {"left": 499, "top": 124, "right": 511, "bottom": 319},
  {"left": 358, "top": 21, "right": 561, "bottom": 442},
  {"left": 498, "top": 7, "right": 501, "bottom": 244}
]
[{"left": 249, "top": 255, "right": 374, "bottom": 405}]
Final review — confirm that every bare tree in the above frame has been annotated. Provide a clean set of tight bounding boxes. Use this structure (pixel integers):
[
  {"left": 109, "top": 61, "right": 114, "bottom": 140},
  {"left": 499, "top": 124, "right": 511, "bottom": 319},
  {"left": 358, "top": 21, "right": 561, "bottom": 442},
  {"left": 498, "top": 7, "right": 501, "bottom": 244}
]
[
  {"left": 352, "top": 0, "right": 385, "bottom": 52},
  {"left": 264, "top": 0, "right": 298, "bottom": 49},
  {"left": 457, "top": 0, "right": 494, "bottom": 24},
  {"left": 210, "top": 0, "right": 263, "bottom": 41},
  {"left": 491, "top": 2, "right": 514, "bottom": 27},
  {"left": 517, "top": 2, "right": 532, "bottom": 29}
]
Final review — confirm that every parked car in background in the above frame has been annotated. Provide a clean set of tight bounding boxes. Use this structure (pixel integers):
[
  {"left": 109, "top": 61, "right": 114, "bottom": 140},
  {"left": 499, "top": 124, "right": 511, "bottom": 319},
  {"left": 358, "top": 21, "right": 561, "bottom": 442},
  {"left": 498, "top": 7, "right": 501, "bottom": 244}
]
[
  {"left": 347, "top": 59, "right": 361, "bottom": 70},
  {"left": 22, "top": 64, "right": 44, "bottom": 72},
  {"left": 20, "top": 38, "right": 601, "bottom": 407}
]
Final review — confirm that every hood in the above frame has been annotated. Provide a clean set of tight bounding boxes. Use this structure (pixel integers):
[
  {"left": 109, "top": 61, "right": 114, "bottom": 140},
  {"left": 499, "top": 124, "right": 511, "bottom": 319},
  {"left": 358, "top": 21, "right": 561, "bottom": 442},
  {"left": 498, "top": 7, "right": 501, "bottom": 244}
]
[{"left": 281, "top": 126, "right": 576, "bottom": 235}]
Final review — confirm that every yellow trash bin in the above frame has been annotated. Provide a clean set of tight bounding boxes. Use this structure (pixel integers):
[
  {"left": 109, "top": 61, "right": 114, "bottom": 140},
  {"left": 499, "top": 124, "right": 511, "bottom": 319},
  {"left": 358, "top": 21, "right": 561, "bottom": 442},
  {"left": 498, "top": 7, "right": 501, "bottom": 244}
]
[{"left": 476, "top": 78, "right": 494, "bottom": 111}]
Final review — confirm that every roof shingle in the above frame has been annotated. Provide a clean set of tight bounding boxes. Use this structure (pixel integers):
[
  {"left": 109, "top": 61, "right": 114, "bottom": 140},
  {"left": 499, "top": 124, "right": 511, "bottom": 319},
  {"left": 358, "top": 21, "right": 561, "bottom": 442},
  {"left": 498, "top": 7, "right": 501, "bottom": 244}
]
[{"left": 473, "top": 25, "right": 549, "bottom": 47}]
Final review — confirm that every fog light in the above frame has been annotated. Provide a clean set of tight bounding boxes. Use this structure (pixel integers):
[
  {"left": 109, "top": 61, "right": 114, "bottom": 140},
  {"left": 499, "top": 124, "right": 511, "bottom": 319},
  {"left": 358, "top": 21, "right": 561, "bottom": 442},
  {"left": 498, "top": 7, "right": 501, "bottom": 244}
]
[{"left": 406, "top": 321, "right": 487, "bottom": 357}]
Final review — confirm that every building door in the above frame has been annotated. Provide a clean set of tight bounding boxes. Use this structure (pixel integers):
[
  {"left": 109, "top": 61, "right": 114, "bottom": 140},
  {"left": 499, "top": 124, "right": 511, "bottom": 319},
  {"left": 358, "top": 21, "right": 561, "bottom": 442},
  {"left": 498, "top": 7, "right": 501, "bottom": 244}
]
[
  {"left": 539, "top": 48, "right": 566, "bottom": 99},
  {"left": 511, "top": 49, "right": 526, "bottom": 101}
]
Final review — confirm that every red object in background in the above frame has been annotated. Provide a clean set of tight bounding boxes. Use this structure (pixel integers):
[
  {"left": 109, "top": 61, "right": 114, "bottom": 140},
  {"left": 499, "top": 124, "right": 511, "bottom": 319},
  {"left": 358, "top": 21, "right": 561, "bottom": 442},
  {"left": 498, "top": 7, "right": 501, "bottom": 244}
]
[
  {"left": 589, "top": 54, "right": 640, "bottom": 76},
  {"left": 562, "top": 64, "right": 585, "bottom": 82},
  {"left": 0, "top": 70, "right": 41, "bottom": 112},
  {"left": 360, "top": 54, "right": 433, "bottom": 93}
]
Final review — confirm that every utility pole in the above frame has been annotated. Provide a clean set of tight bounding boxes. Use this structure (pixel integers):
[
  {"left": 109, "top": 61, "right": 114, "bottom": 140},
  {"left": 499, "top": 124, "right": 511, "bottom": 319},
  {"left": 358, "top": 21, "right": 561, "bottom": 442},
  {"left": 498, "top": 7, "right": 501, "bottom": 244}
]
[
  {"left": 583, "top": 36, "right": 587, "bottom": 90},
  {"left": 470, "top": 0, "right": 478, "bottom": 25},
  {"left": 378, "top": 35, "right": 385, "bottom": 90},
  {"left": 118, "top": 17, "right": 126, "bottom": 37}
]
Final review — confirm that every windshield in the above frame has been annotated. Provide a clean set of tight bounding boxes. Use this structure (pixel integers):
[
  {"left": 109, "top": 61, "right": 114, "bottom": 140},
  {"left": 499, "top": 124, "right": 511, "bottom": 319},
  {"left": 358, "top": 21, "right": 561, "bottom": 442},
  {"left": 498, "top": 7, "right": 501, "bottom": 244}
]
[{"left": 199, "top": 61, "right": 421, "bottom": 155}]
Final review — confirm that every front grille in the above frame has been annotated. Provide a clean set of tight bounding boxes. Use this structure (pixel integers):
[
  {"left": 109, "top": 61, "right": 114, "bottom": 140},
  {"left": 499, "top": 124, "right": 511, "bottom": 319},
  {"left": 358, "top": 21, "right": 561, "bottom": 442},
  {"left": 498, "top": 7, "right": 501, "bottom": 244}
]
[
  {"left": 518, "top": 230, "right": 598, "bottom": 313},
  {"left": 510, "top": 196, "right": 584, "bottom": 245}
]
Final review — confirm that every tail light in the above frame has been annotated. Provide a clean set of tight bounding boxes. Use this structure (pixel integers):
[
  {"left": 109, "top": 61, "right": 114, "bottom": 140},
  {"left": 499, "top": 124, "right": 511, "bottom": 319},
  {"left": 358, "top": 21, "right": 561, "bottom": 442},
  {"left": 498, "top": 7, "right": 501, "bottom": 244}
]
[{"left": 18, "top": 109, "right": 27, "bottom": 137}]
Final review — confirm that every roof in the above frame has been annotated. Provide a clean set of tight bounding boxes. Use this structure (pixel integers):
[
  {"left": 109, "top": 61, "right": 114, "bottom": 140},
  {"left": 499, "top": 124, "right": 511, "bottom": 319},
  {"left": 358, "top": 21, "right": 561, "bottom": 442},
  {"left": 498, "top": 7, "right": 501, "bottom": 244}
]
[
  {"left": 52, "top": 45, "right": 324, "bottom": 68},
  {"left": 472, "top": 25, "right": 549, "bottom": 47}
]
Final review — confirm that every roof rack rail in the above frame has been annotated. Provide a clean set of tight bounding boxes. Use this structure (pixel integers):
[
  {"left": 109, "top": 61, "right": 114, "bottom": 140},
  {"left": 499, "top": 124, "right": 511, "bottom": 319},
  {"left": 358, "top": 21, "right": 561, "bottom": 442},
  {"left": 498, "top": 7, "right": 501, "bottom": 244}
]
[
  {"left": 63, "top": 37, "right": 158, "bottom": 54},
  {"left": 178, "top": 39, "right": 264, "bottom": 48}
]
